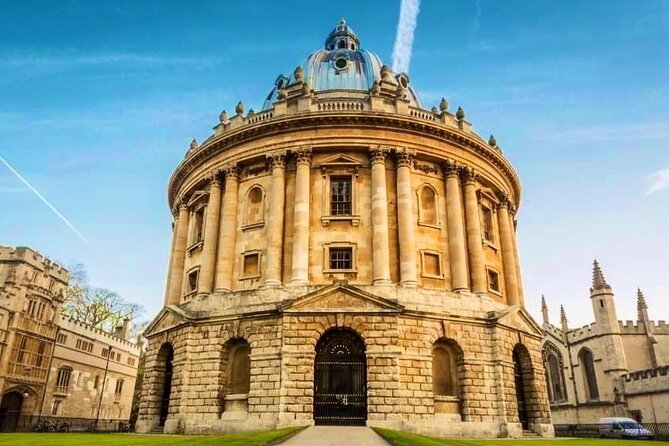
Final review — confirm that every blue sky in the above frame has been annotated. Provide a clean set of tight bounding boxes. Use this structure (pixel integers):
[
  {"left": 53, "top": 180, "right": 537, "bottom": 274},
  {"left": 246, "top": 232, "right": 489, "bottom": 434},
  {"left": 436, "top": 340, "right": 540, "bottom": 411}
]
[{"left": 1, "top": 1, "right": 668, "bottom": 328}]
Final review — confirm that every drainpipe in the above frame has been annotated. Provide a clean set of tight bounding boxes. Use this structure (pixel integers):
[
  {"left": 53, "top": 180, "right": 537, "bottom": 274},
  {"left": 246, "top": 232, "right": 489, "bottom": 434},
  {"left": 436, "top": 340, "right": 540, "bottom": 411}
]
[
  {"left": 564, "top": 331, "right": 581, "bottom": 424},
  {"left": 95, "top": 345, "right": 112, "bottom": 428}
]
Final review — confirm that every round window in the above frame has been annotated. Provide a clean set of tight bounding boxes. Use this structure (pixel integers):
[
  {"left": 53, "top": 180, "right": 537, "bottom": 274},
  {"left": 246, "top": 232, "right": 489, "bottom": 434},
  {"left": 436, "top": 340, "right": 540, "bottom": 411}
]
[
  {"left": 399, "top": 76, "right": 408, "bottom": 88},
  {"left": 334, "top": 57, "right": 348, "bottom": 70}
]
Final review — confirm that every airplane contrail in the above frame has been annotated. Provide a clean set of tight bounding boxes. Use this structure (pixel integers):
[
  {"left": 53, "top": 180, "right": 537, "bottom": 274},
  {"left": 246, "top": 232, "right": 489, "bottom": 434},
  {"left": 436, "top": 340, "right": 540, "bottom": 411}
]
[
  {"left": 392, "top": 0, "right": 421, "bottom": 74},
  {"left": 0, "top": 155, "right": 88, "bottom": 243}
]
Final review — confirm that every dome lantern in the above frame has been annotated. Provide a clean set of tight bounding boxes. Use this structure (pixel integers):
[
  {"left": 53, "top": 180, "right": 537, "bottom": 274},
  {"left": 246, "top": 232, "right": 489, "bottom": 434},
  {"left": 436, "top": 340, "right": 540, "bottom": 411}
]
[{"left": 324, "top": 18, "right": 360, "bottom": 51}]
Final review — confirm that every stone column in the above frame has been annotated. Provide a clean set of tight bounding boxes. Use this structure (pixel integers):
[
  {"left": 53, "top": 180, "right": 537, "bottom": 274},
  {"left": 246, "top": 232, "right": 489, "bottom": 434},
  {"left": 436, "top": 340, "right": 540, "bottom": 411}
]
[
  {"left": 166, "top": 202, "right": 189, "bottom": 305},
  {"left": 215, "top": 164, "right": 239, "bottom": 292},
  {"left": 462, "top": 167, "right": 486, "bottom": 294},
  {"left": 162, "top": 214, "right": 178, "bottom": 306},
  {"left": 290, "top": 147, "right": 312, "bottom": 285},
  {"left": 509, "top": 208, "right": 525, "bottom": 306},
  {"left": 198, "top": 173, "right": 222, "bottom": 294},
  {"left": 370, "top": 147, "right": 391, "bottom": 285},
  {"left": 395, "top": 149, "right": 417, "bottom": 287},
  {"left": 443, "top": 160, "right": 468, "bottom": 291},
  {"left": 498, "top": 195, "right": 520, "bottom": 305},
  {"left": 265, "top": 151, "right": 287, "bottom": 287}
]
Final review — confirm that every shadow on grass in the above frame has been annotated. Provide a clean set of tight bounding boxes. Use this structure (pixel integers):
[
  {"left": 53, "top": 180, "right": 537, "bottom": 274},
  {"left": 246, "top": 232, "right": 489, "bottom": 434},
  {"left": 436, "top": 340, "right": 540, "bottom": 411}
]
[{"left": 0, "top": 426, "right": 306, "bottom": 446}]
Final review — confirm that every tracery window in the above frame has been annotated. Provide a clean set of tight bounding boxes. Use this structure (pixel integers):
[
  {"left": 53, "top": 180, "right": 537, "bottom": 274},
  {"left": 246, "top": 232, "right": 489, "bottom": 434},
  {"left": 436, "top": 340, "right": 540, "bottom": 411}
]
[
  {"left": 579, "top": 348, "right": 599, "bottom": 401},
  {"left": 542, "top": 343, "right": 567, "bottom": 404}
]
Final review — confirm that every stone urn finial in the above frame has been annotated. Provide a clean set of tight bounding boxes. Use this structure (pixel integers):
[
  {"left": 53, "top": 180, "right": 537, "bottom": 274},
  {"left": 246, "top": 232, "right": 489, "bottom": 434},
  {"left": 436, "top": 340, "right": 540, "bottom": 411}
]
[
  {"left": 235, "top": 101, "right": 245, "bottom": 115},
  {"left": 488, "top": 134, "right": 497, "bottom": 147},
  {"left": 456, "top": 106, "right": 465, "bottom": 120},
  {"left": 294, "top": 66, "right": 304, "bottom": 82},
  {"left": 431, "top": 106, "right": 438, "bottom": 114},
  {"left": 380, "top": 65, "right": 393, "bottom": 82},
  {"left": 301, "top": 82, "right": 310, "bottom": 96},
  {"left": 439, "top": 97, "right": 449, "bottom": 112},
  {"left": 189, "top": 138, "right": 198, "bottom": 151},
  {"left": 277, "top": 87, "right": 287, "bottom": 100},
  {"left": 219, "top": 110, "right": 229, "bottom": 124}
]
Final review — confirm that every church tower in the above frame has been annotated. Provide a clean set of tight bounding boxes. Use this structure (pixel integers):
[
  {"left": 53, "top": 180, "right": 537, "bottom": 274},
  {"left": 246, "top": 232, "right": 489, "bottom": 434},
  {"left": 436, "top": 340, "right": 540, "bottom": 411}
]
[{"left": 589, "top": 260, "right": 627, "bottom": 374}]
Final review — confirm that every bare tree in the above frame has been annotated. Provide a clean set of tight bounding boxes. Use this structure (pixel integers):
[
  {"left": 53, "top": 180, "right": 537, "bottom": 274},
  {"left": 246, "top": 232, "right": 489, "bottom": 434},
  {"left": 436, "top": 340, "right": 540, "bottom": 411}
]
[{"left": 63, "top": 263, "right": 143, "bottom": 332}]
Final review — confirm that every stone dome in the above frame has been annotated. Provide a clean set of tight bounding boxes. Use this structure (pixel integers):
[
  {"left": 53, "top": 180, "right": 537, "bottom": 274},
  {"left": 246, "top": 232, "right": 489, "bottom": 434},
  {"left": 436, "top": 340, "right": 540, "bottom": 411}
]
[{"left": 262, "top": 19, "right": 421, "bottom": 109}]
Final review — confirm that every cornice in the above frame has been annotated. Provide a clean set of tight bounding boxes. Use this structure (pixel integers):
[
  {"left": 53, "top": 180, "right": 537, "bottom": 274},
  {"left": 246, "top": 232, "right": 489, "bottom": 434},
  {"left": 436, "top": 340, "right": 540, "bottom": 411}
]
[{"left": 167, "top": 112, "right": 522, "bottom": 209}]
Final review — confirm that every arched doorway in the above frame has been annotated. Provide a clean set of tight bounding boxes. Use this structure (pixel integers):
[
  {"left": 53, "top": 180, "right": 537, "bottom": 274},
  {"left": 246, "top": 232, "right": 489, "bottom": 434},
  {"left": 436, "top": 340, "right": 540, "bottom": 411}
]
[
  {"left": 314, "top": 328, "right": 366, "bottom": 426},
  {"left": 157, "top": 343, "right": 174, "bottom": 427},
  {"left": 0, "top": 392, "right": 24, "bottom": 432},
  {"left": 512, "top": 345, "right": 531, "bottom": 430}
]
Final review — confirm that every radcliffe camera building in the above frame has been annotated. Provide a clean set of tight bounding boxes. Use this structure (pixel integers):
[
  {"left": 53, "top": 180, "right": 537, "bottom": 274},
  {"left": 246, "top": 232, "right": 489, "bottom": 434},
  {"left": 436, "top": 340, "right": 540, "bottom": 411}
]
[
  {"left": 138, "top": 21, "right": 553, "bottom": 438},
  {"left": 0, "top": 246, "right": 140, "bottom": 432}
]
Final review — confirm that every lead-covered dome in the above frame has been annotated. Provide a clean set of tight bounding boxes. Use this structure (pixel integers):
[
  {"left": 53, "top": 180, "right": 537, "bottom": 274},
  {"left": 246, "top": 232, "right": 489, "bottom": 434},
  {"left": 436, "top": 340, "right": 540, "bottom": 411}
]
[{"left": 262, "top": 19, "right": 421, "bottom": 109}]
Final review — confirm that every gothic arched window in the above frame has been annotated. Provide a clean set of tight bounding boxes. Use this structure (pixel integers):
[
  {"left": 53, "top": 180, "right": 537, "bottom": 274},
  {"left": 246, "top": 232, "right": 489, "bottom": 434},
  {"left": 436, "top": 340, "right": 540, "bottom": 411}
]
[
  {"left": 542, "top": 343, "right": 567, "bottom": 404},
  {"left": 579, "top": 348, "right": 599, "bottom": 401}
]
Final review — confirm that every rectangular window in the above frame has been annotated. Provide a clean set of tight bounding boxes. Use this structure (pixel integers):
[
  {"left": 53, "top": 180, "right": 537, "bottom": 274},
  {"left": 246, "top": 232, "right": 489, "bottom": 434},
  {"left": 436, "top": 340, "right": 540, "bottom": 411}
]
[
  {"left": 330, "top": 177, "right": 352, "bottom": 215},
  {"left": 102, "top": 348, "right": 109, "bottom": 358},
  {"left": 115, "top": 380, "right": 124, "bottom": 395},
  {"left": 482, "top": 206, "right": 494, "bottom": 242},
  {"left": 94, "top": 375, "right": 100, "bottom": 390},
  {"left": 329, "top": 247, "right": 353, "bottom": 270},
  {"left": 423, "top": 252, "right": 442, "bottom": 277},
  {"left": 487, "top": 269, "right": 501, "bottom": 293},
  {"left": 187, "top": 269, "right": 199, "bottom": 294},
  {"left": 190, "top": 207, "right": 205, "bottom": 244},
  {"left": 76, "top": 339, "right": 94, "bottom": 353},
  {"left": 56, "top": 333, "right": 68, "bottom": 345},
  {"left": 56, "top": 368, "right": 72, "bottom": 392},
  {"left": 242, "top": 253, "right": 260, "bottom": 278},
  {"left": 127, "top": 357, "right": 136, "bottom": 367},
  {"left": 51, "top": 399, "right": 62, "bottom": 416}
]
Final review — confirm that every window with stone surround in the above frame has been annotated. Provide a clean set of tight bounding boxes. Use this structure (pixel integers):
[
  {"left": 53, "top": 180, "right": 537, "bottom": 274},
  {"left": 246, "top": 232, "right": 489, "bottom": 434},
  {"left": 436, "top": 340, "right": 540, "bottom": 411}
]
[
  {"left": 184, "top": 267, "right": 199, "bottom": 298},
  {"left": 481, "top": 205, "right": 494, "bottom": 242},
  {"left": 420, "top": 250, "right": 443, "bottom": 279},
  {"left": 417, "top": 184, "right": 439, "bottom": 227},
  {"left": 487, "top": 268, "right": 501, "bottom": 294},
  {"left": 51, "top": 399, "right": 62, "bottom": 415},
  {"left": 543, "top": 343, "right": 567, "bottom": 405},
  {"left": 323, "top": 242, "right": 357, "bottom": 274},
  {"left": 55, "top": 366, "right": 72, "bottom": 394},
  {"left": 189, "top": 206, "right": 205, "bottom": 246},
  {"left": 243, "top": 185, "right": 265, "bottom": 229},
  {"left": 433, "top": 342, "right": 458, "bottom": 396},
  {"left": 223, "top": 338, "right": 251, "bottom": 411},
  {"left": 579, "top": 348, "right": 599, "bottom": 401},
  {"left": 319, "top": 154, "right": 361, "bottom": 226},
  {"left": 56, "top": 333, "right": 68, "bottom": 345},
  {"left": 75, "top": 338, "right": 94, "bottom": 353},
  {"left": 240, "top": 251, "right": 262, "bottom": 279}
]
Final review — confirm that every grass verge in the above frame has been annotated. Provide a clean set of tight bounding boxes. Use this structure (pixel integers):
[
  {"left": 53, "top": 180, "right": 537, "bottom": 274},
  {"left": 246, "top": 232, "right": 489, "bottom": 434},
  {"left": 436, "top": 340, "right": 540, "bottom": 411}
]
[
  {"left": 372, "top": 427, "right": 669, "bottom": 446},
  {"left": 0, "top": 426, "right": 305, "bottom": 446}
]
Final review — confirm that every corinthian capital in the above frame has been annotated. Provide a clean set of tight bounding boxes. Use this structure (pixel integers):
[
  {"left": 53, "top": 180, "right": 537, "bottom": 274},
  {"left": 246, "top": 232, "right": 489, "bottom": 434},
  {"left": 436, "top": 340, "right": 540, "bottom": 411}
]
[
  {"left": 369, "top": 146, "right": 390, "bottom": 164},
  {"left": 497, "top": 192, "right": 511, "bottom": 208},
  {"left": 395, "top": 147, "right": 416, "bottom": 168},
  {"left": 266, "top": 150, "right": 287, "bottom": 168},
  {"left": 441, "top": 159, "right": 459, "bottom": 177},
  {"left": 206, "top": 170, "right": 222, "bottom": 187},
  {"left": 221, "top": 163, "right": 240, "bottom": 181},
  {"left": 293, "top": 146, "right": 312, "bottom": 166},
  {"left": 460, "top": 166, "right": 478, "bottom": 185}
]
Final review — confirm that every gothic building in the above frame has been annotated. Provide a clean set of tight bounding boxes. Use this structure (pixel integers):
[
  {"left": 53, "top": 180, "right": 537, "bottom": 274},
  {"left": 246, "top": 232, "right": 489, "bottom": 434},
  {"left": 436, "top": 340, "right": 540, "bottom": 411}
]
[
  {"left": 0, "top": 246, "right": 140, "bottom": 431},
  {"left": 542, "top": 261, "right": 669, "bottom": 425},
  {"left": 138, "top": 20, "right": 552, "bottom": 437}
]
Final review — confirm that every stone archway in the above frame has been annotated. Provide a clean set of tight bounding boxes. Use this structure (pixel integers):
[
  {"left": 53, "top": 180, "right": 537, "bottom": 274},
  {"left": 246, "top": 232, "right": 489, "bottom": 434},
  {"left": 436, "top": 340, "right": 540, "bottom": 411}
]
[
  {"left": 313, "top": 328, "right": 367, "bottom": 426},
  {"left": 157, "top": 343, "right": 174, "bottom": 427},
  {"left": 0, "top": 391, "right": 24, "bottom": 432}
]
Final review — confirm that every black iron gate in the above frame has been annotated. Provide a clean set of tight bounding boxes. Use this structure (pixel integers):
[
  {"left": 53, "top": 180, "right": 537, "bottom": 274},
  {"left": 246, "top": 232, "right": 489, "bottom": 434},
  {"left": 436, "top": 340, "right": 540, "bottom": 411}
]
[
  {"left": 513, "top": 349, "right": 529, "bottom": 429},
  {"left": 314, "top": 329, "right": 367, "bottom": 426}
]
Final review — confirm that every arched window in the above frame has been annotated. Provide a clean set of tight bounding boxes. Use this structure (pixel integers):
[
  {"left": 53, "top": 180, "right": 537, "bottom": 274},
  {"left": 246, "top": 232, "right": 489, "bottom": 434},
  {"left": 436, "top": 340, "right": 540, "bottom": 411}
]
[
  {"left": 542, "top": 343, "right": 567, "bottom": 404},
  {"left": 433, "top": 342, "right": 457, "bottom": 396},
  {"left": 227, "top": 340, "right": 251, "bottom": 395},
  {"left": 579, "top": 348, "right": 599, "bottom": 401},
  {"left": 418, "top": 184, "right": 438, "bottom": 226},
  {"left": 245, "top": 186, "right": 264, "bottom": 227}
]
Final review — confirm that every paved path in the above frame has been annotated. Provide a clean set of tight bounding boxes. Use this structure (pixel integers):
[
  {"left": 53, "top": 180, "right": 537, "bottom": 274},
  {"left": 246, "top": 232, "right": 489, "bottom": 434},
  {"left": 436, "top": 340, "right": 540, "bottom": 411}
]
[{"left": 279, "top": 426, "right": 392, "bottom": 446}]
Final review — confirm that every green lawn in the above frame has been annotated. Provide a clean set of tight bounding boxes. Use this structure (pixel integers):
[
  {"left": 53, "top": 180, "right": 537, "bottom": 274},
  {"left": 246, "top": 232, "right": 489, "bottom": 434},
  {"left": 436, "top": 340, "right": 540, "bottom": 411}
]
[
  {"left": 373, "top": 428, "right": 669, "bottom": 446},
  {"left": 0, "top": 427, "right": 304, "bottom": 446}
]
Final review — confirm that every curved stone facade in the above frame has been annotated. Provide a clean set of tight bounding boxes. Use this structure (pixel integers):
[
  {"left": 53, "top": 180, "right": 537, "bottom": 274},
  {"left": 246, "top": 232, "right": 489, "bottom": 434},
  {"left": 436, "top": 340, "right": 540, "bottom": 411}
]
[{"left": 138, "top": 21, "right": 552, "bottom": 438}]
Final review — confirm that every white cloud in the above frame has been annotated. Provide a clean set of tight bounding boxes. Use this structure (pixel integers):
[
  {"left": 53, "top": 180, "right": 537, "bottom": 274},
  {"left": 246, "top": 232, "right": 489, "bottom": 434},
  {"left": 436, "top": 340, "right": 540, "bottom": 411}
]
[
  {"left": 392, "top": 0, "right": 421, "bottom": 74},
  {"left": 645, "top": 167, "right": 669, "bottom": 196}
]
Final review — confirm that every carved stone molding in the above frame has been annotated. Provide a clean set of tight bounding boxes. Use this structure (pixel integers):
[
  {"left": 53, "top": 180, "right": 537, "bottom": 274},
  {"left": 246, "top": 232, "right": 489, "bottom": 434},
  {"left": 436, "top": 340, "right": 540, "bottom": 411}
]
[
  {"left": 206, "top": 170, "right": 222, "bottom": 187},
  {"left": 221, "top": 163, "right": 240, "bottom": 181},
  {"left": 293, "top": 146, "right": 313, "bottom": 166},
  {"left": 497, "top": 192, "right": 511, "bottom": 208},
  {"left": 266, "top": 150, "right": 287, "bottom": 168},
  {"left": 413, "top": 160, "right": 439, "bottom": 176},
  {"left": 395, "top": 148, "right": 416, "bottom": 168}
]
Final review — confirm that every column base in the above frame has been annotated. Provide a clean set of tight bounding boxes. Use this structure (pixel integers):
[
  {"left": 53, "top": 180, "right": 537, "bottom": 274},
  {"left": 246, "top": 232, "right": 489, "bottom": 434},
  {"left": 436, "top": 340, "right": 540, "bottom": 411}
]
[
  {"left": 372, "top": 278, "right": 392, "bottom": 286},
  {"left": 452, "top": 287, "right": 470, "bottom": 292},
  {"left": 214, "top": 287, "right": 232, "bottom": 293},
  {"left": 288, "top": 279, "right": 308, "bottom": 287},
  {"left": 263, "top": 279, "right": 283, "bottom": 289},
  {"left": 399, "top": 280, "right": 418, "bottom": 288}
]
